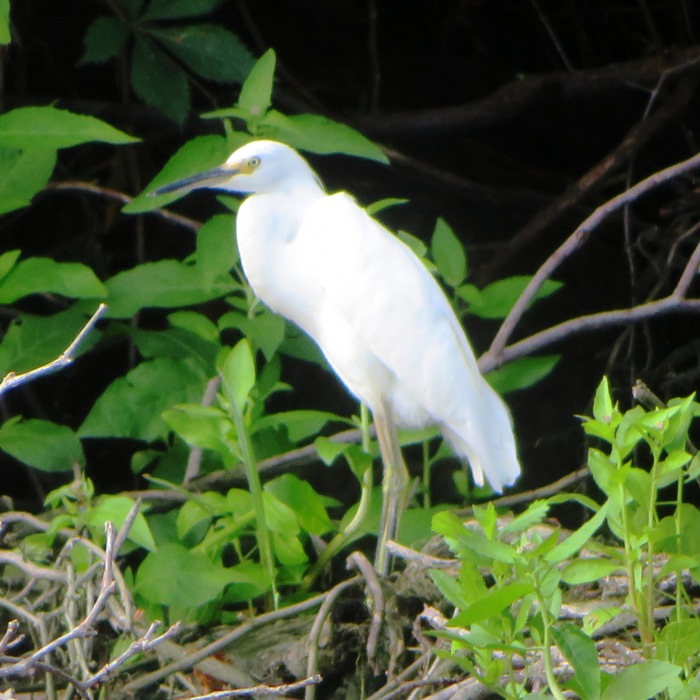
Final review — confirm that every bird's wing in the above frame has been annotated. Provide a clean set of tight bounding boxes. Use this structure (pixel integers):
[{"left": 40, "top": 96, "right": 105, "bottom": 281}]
[{"left": 296, "top": 193, "right": 519, "bottom": 490}]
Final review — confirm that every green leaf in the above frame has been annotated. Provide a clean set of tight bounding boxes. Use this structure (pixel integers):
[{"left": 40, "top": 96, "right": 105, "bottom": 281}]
[
  {"left": 169, "top": 310, "right": 219, "bottom": 341},
  {"left": 85, "top": 495, "right": 157, "bottom": 551},
  {"left": 600, "top": 660, "right": 681, "bottom": 700},
  {"left": 104, "top": 259, "right": 235, "bottom": 318},
  {"left": 162, "top": 404, "right": 233, "bottom": 458},
  {"left": 79, "top": 358, "right": 208, "bottom": 441},
  {"left": 656, "top": 619, "right": 700, "bottom": 666},
  {"left": 176, "top": 499, "right": 215, "bottom": 540},
  {"left": 237, "top": 48, "right": 276, "bottom": 118},
  {"left": 0, "top": 307, "right": 102, "bottom": 377},
  {"left": 0, "top": 250, "right": 20, "bottom": 280},
  {"left": 271, "top": 531, "right": 307, "bottom": 565},
  {"left": 221, "top": 561, "right": 270, "bottom": 603},
  {"left": 449, "top": 582, "right": 533, "bottom": 626},
  {"left": 131, "top": 36, "right": 190, "bottom": 125},
  {"left": 79, "top": 17, "right": 129, "bottom": 65},
  {"left": 196, "top": 214, "right": 237, "bottom": 277},
  {"left": 0, "top": 106, "right": 138, "bottom": 149},
  {"left": 366, "top": 198, "right": 408, "bottom": 216},
  {"left": 551, "top": 622, "right": 600, "bottom": 700},
  {"left": 429, "top": 569, "right": 472, "bottom": 609},
  {"left": 252, "top": 410, "right": 344, "bottom": 444},
  {"left": 486, "top": 355, "right": 560, "bottom": 393},
  {"left": 587, "top": 448, "right": 616, "bottom": 497},
  {"left": 0, "top": 0, "right": 10, "bottom": 45},
  {"left": 220, "top": 339, "right": 255, "bottom": 412},
  {"left": 0, "top": 257, "right": 106, "bottom": 303},
  {"left": 262, "top": 491, "right": 299, "bottom": 534},
  {"left": 545, "top": 503, "right": 608, "bottom": 564},
  {"left": 593, "top": 376, "right": 614, "bottom": 424},
  {"left": 460, "top": 275, "right": 563, "bottom": 320},
  {"left": 0, "top": 147, "right": 56, "bottom": 214},
  {"left": 219, "top": 310, "right": 286, "bottom": 362},
  {"left": 561, "top": 558, "right": 621, "bottom": 585},
  {"left": 431, "top": 218, "right": 466, "bottom": 287},
  {"left": 264, "top": 473, "right": 333, "bottom": 535},
  {"left": 142, "top": 0, "right": 223, "bottom": 20},
  {"left": 130, "top": 326, "right": 217, "bottom": 367},
  {"left": 258, "top": 110, "right": 388, "bottom": 164},
  {"left": 152, "top": 25, "right": 254, "bottom": 84},
  {"left": 0, "top": 418, "right": 84, "bottom": 472},
  {"left": 127, "top": 134, "right": 233, "bottom": 212},
  {"left": 314, "top": 436, "right": 349, "bottom": 466},
  {"left": 135, "top": 542, "right": 241, "bottom": 607},
  {"left": 432, "top": 511, "right": 516, "bottom": 563}
]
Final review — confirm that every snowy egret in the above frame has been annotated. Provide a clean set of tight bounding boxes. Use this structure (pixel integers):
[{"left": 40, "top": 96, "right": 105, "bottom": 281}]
[{"left": 153, "top": 140, "right": 520, "bottom": 574}]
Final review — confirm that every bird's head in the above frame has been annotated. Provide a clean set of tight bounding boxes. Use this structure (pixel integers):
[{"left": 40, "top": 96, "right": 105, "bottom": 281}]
[{"left": 151, "top": 140, "right": 323, "bottom": 197}]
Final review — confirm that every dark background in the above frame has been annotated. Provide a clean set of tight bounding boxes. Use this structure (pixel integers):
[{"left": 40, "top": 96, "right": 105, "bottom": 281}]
[{"left": 4, "top": 0, "right": 700, "bottom": 508}]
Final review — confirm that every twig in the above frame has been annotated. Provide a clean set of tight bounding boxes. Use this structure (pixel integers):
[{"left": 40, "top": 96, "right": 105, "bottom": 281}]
[
  {"left": 184, "top": 376, "right": 222, "bottom": 483},
  {"left": 0, "top": 523, "right": 118, "bottom": 678},
  {"left": 0, "top": 303, "right": 108, "bottom": 398},
  {"left": 479, "top": 73, "right": 697, "bottom": 283},
  {"left": 347, "top": 551, "right": 384, "bottom": 662},
  {"left": 122, "top": 577, "right": 361, "bottom": 694},
  {"left": 185, "top": 674, "right": 323, "bottom": 699},
  {"left": 481, "top": 150, "right": 700, "bottom": 368},
  {"left": 385, "top": 542, "right": 457, "bottom": 571},
  {"left": 80, "top": 621, "right": 181, "bottom": 690},
  {"left": 45, "top": 181, "right": 200, "bottom": 232},
  {"left": 484, "top": 297, "right": 700, "bottom": 373},
  {"left": 356, "top": 46, "right": 700, "bottom": 136},
  {"left": 0, "top": 550, "right": 67, "bottom": 583},
  {"left": 304, "top": 576, "right": 361, "bottom": 700},
  {"left": 364, "top": 650, "right": 434, "bottom": 700},
  {"left": 0, "top": 620, "right": 23, "bottom": 654}
]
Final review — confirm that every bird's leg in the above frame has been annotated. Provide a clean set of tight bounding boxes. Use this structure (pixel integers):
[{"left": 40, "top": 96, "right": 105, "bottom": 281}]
[{"left": 373, "top": 399, "right": 410, "bottom": 575}]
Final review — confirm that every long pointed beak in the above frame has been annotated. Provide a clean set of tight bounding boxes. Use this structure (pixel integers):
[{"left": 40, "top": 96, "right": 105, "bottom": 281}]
[{"left": 149, "top": 165, "right": 237, "bottom": 196}]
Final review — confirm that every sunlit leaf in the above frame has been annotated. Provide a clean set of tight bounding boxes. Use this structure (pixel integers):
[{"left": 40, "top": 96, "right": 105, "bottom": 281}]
[
  {"left": 86, "top": 495, "right": 157, "bottom": 551},
  {"left": 237, "top": 48, "right": 276, "bottom": 118},
  {"left": 431, "top": 218, "right": 466, "bottom": 287},
  {"left": 486, "top": 355, "right": 560, "bottom": 394},
  {"left": 220, "top": 338, "right": 255, "bottom": 412},
  {"left": 0, "top": 418, "right": 84, "bottom": 472},
  {"left": 258, "top": 110, "right": 388, "bottom": 163},
  {"left": 0, "top": 106, "right": 138, "bottom": 149},
  {"left": 0, "top": 147, "right": 56, "bottom": 214},
  {"left": 104, "top": 259, "right": 235, "bottom": 317},
  {"left": 600, "top": 660, "right": 681, "bottom": 700},
  {"left": 551, "top": 622, "right": 600, "bottom": 700},
  {"left": 0, "top": 257, "right": 105, "bottom": 304}
]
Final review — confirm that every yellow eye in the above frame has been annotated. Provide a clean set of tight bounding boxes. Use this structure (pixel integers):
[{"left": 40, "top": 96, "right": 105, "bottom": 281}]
[{"left": 248, "top": 156, "right": 261, "bottom": 169}]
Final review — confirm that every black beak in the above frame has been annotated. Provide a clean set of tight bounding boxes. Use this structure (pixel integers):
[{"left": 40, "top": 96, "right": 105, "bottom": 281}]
[{"left": 149, "top": 166, "right": 235, "bottom": 196}]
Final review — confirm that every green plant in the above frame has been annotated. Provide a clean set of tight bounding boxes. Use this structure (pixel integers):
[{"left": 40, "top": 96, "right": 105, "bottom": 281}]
[
  {"left": 80, "top": 0, "right": 255, "bottom": 124},
  {"left": 0, "top": 50, "right": 565, "bottom": 622},
  {"left": 430, "top": 377, "right": 700, "bottom": 699}
]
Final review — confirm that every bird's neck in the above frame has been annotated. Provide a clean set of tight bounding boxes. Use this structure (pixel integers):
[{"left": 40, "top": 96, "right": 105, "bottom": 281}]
[{"left": 252, "top": 178, "right": 325, "bottom": 235}]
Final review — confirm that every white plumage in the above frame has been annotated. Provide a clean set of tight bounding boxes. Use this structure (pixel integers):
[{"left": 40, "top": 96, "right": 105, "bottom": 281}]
[{"left": 154, "top": 139, "right": 520, "bottom": 572}]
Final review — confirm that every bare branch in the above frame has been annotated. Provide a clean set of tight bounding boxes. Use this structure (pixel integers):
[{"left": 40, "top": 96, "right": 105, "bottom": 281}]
[
  {"left": 185, "top": 674, "right": 323, "bottom": 699},
  {"left": 480, "top": 151, "right": 700, "bottom": 370},
  {"left": 0, "top": 303, "right": 108, "bottom": 398},
  {"left": 45, "top": 181, "right": 200, "bottom": 232}
]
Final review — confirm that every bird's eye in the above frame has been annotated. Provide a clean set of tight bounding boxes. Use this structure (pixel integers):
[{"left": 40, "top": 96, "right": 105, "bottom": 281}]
[{"left": 247, "top": 157, "right": 261, "bottom": 169}]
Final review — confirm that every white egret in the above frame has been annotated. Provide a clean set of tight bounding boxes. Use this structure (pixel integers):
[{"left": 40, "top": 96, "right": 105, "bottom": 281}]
[{"left": 153, "top": 140, "right": 520, "bottom": 574}]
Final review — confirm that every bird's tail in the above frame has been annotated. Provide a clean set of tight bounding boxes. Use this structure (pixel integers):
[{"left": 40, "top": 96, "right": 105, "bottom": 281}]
[{"left": 441, "top": 385, "right": 520, "bottom": 494}]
